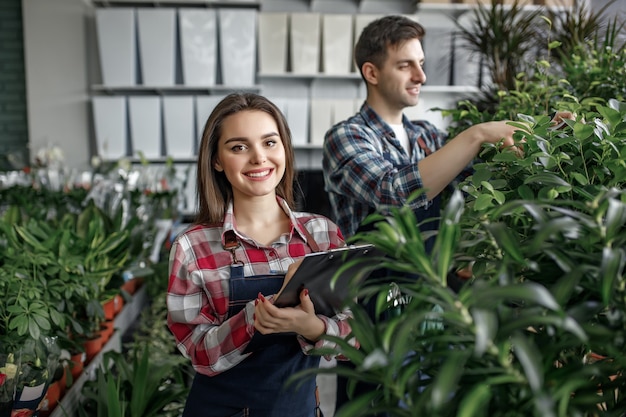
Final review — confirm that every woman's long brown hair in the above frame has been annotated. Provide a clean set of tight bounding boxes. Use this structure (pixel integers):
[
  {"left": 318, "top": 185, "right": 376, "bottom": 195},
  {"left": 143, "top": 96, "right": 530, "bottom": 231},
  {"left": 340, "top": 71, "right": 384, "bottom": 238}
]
[{"left": 194, "top": 93, "right": 296, "bottom": 225}]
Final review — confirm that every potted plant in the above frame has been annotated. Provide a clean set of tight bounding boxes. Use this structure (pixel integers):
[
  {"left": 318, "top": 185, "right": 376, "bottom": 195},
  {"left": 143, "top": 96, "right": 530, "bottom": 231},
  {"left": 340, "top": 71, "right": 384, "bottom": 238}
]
[
  {"left": 3, "top": 338, "right": 60, "bottom": 417},
  {"left": 77, "top": 288, "right": 192, "bottom": 417}
]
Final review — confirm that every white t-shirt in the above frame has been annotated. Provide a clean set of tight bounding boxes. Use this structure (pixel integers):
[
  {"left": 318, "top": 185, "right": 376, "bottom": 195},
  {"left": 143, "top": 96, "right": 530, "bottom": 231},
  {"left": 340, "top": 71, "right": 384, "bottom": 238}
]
[{"left": 390, "top": 123, "right": 411, "bottom": 157}]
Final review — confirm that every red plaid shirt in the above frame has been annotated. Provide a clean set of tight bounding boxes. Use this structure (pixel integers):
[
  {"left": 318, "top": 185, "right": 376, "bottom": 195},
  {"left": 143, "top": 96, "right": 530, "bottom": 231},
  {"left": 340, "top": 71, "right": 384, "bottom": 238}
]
[{"left": 167, "top": 197, "right": 352, "bottom": 376}]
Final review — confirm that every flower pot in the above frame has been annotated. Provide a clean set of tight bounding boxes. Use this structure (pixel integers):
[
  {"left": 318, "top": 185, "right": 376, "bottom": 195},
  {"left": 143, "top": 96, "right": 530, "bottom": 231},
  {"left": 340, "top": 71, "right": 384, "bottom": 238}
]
[
  {"left": 38, "top": 380, "right": 61, "bottom": 417},
  {"left": 83, "top": 334, "right": 104, "bottom": 364},
  {"left": 100, "top": 320, "right": 115, "bottom": 342},
  {"left": 121, "top": 278, "right": 138, "bottom": 295},
  {"left": 102, "top": 298, "right": 116, "bottom": 321},
  {"left": 69, "top": 352, "right": 85, "bottom": 380}
]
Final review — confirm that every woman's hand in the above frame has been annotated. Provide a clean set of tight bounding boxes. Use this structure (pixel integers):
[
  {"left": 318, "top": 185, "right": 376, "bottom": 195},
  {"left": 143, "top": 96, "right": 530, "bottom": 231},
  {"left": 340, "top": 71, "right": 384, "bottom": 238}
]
[
  {"left": 275, "top": 259, "right": 303, "bottom": 299},
  {"left": 254, "top": 288, "right": 325, "bottom": 342}
]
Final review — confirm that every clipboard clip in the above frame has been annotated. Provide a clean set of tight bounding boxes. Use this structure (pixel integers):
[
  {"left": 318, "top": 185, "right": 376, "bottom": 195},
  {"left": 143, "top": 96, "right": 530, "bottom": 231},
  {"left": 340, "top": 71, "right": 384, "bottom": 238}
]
[{"left": 223, "top": 230, "right": 244, "bottom": 266}]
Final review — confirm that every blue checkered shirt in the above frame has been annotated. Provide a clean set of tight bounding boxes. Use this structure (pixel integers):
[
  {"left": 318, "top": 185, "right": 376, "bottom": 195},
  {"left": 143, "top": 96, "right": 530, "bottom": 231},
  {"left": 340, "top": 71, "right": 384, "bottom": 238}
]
[{"left": 322, "top": 102, "right": 448, "bottom": 238}]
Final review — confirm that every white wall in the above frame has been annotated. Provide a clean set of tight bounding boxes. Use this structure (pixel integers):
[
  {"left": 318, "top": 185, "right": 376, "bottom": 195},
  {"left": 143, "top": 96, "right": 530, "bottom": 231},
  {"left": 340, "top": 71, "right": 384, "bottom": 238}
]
[{"left": 22, "top": 0, "right": 92, "bottom": 170}]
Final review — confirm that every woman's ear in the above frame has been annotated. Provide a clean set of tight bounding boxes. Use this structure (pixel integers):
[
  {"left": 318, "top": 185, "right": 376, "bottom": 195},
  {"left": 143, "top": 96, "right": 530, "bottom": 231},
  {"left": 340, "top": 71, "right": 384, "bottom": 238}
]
[{"left": 214, "top": 159, "right": 224, "bottom": 172}]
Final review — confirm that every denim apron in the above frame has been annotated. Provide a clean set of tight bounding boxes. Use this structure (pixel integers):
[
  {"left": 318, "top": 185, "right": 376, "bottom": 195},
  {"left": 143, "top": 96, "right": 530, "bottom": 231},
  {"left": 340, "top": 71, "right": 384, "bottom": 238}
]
[{"left": 183, "top": 233, "right": 321, "bottom": 417}]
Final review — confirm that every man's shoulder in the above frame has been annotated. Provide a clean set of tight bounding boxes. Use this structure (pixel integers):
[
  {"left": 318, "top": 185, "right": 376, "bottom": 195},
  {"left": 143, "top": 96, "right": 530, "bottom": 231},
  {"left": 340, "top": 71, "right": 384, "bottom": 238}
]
[{"left": 325, "top": 111, "right": 379, "bottom": 140}]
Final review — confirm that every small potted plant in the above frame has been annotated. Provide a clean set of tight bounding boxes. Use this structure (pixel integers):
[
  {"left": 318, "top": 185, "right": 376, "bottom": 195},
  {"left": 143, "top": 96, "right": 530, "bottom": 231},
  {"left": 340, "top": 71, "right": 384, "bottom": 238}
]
[{"left": 0, "top": 351, "right": 19, "bottom": 416}]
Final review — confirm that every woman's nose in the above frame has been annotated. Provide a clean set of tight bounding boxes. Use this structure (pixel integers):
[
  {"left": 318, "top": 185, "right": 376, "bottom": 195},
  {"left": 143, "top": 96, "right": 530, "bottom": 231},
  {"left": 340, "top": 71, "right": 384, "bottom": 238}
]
[{"left": 250, "top": 147, "right": 267, "bottom": 164}]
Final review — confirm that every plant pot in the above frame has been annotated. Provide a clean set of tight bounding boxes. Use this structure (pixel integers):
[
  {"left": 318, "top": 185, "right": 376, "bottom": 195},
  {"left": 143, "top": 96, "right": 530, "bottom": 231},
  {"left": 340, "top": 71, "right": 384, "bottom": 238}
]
[
  {"left": 83, "top": 334, "right": 104, "bottom": 364},
  {"left": 38, "top": 380, "right": 61, "bottom": 417},
  {"left": 100, "top": 320, "right": 115, "bottom": 342},
  {"left": 102, "top": 297, "right": 116, "bottom": 321},
  {"left": 121, "top": 278, "right": 138, "bottom": 295},
  {"left": 69, "top": 352, "right": 85, "bottom": 380}
]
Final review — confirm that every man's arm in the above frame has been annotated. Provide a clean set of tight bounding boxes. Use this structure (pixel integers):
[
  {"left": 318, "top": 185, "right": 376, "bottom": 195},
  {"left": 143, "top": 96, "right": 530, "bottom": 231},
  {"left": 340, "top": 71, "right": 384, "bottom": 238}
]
[{"left": 418, "top": 120, "right": 519, "bottom": 200}]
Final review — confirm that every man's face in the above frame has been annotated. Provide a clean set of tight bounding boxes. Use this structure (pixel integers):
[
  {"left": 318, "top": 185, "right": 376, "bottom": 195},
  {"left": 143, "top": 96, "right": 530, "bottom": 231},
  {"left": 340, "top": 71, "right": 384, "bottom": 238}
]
[{"left": 375, "top": 38, "right": 427, "bottom": 111}]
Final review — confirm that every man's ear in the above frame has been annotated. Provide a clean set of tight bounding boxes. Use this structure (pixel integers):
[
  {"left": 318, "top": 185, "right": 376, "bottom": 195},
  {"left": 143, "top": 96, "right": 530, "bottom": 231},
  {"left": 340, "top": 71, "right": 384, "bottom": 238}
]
[{"left": 361, "top": 62, "right": 378, "bottom": 85}]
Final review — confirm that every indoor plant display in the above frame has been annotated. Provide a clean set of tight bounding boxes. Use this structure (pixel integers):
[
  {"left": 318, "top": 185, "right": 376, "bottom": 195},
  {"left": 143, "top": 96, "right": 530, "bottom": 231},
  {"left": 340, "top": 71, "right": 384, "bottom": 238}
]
[
  {"left": 304, "top": 97, "right": 626, "bottom": 415},
  {"left": 78, "top": 273, "right": 191, "bottom": 417}
]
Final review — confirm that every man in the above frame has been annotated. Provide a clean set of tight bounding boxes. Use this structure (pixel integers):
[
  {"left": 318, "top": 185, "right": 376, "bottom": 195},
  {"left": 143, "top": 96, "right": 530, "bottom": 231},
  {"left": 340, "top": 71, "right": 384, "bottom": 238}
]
[
  {"left": 322, "top": 15, "right": 521, "bottom": 415},
  {"left": 323, "top": 15, "right": 520, "bottom": 242}
]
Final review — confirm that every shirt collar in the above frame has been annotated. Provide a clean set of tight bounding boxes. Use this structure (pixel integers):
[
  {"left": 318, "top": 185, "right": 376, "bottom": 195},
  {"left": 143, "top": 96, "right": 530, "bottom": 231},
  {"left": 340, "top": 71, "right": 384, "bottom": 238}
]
[
  {"left": 359, "top": 101, "right": 418, "bottom": 137},
  {"left": 220, "top": 197, "right": 308, "bottom": 246}
]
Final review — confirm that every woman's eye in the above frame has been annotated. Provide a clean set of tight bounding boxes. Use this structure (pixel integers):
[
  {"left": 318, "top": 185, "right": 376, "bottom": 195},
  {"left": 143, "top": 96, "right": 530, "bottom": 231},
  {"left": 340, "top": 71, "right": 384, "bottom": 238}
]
[
  {"left": 266, "top": 139, "right": 277, "bottom": 147},
  {"left": 231, "top": 144, "right": 247, "bottom": 152}
]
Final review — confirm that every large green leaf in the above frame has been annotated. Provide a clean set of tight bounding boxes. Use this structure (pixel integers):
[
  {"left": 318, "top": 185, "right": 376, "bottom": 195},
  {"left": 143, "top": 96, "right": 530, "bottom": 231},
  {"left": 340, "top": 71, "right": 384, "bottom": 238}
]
[
  {"left": 600, "top": 246, "right": 625, "bottom": 306},
  {"left": 457, "top": 384, "right": 492, "bottom": 417},
  {"left": 469, "top": 282, "right": 560, "bottom": 311},
  {"left": 511, "top": 332, "right": 544, "bottom": 393},
  {"left": 471, "top": 308, "right": 498, "bottom": 356},
  {"left": 431, "top": 351, "right": 469, "bottom": 410}
]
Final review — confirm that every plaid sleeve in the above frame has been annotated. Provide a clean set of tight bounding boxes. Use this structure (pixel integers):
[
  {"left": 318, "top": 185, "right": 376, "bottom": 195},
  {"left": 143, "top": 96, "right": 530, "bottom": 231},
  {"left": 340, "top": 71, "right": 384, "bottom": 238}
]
[{"left": 166, "top": 230, "right": 255, "bottom": 376}]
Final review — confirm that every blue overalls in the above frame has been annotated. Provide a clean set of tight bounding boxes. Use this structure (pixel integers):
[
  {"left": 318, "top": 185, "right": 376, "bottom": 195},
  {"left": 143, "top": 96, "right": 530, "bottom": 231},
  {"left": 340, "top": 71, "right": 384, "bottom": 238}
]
[{"left": 183, "top": 235, "right": 321, "bottom": 417}]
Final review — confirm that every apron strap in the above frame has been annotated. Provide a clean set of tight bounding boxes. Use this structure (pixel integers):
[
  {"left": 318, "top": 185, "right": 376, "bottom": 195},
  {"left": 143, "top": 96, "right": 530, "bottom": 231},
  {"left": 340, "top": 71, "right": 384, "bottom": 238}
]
[
  {"left": 297, "top": 218, "right": 321, "bottom": 253},
  {"left": 223, "top": 230, "right": 244, "bottom": 265},
  {"left": 299, "top": 218, "right": 324, "bottom": 416}
]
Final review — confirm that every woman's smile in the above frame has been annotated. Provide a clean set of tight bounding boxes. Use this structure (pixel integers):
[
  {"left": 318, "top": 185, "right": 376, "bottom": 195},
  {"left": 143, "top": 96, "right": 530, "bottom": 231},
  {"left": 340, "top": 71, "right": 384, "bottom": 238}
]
[{"left": 244, "top": 168, "right": 273, "bottom": 179}]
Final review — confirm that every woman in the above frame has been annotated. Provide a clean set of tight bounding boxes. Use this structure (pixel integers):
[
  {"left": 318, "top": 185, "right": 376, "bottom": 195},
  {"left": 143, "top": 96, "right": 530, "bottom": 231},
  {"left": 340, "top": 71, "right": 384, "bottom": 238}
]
[{"left": 167, "top": 93, "right": 352, "bottom": 417}]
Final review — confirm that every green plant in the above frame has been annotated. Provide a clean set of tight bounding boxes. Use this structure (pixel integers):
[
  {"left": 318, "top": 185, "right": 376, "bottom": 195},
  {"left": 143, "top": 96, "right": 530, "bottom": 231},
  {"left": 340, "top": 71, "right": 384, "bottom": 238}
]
[
  {"left": 0, "top": 205, "right": 132, "bottom": 345},
  {"left": 78, "top": 287, "right": 191, "bottom": 417},
  {"left": 298, "top": 100, "right": 626, "bottom": 416},
  {"left": 446, "top": 0, "right": 624, "bottom": 127},
  {"left": 543, "top": 0, "right": 621, "bottom": 67},
  {"left": 79, "top": 343, "right": 189, "bottom": 417},
  {"left": 454, "top": 0, "right": 544, "bottom": 92}
]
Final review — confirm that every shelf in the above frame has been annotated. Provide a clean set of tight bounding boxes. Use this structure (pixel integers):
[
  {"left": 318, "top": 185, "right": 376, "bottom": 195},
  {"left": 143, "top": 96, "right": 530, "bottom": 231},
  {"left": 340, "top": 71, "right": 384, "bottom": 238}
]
[
  {"left": 294, "top": 144, "right": 322, "bottom": 150},
  {"left": 91, "top": 84, "right": 262, "bottom": 95},
  {"left": 421, "top": 85, "right": 479, "bottom": 94},
  {"left": 49, "top": 285, "right": 149, "bottom": 417},
  {"left": 258, "top": 73, "right": 362, "bottom": 81},
  {"left": 91, "top": 83, "right": 477, "bottom": 95},
  {"left": 104, "top": 157, "right": 198, "bottom": 164},
  {"left": 91, "top": 0, "right": 260, "bottom": 7},
  {"left": 416, "top": 1, "right": 567, "bottom": 14}
]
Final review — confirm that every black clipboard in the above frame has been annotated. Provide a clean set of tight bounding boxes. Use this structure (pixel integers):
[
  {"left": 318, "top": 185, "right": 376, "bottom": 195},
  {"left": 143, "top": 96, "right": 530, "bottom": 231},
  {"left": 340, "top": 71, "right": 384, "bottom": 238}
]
[
  {"left": 243, "top": 244, "right": 382, "bottom": 353},
  {"left": 273, "top": 244, "right": 382, "bottom": 317}
]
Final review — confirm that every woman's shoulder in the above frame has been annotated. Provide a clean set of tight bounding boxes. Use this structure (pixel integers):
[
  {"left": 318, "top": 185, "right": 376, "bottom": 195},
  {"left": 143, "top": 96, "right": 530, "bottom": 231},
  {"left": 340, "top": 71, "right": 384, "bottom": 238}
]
[
  {"left": 293, "top": 212, "right": 344, "bottom": 241},
  {"left": 292, "top": 211, "right": 333, "bottom": 224},
  {"left": 174, "top": 222, "right": 223, "bottom": 246}
]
